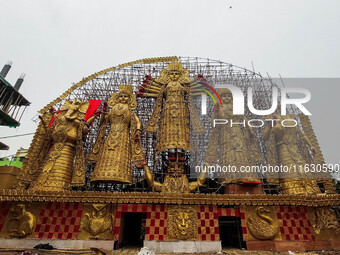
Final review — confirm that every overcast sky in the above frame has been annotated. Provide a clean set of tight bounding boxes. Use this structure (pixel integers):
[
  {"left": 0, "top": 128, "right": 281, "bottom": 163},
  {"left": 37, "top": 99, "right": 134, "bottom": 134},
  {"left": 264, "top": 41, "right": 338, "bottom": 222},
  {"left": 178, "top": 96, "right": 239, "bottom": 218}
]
[{"left": 0, "top": 0, "right": 339, "bottom": 168}]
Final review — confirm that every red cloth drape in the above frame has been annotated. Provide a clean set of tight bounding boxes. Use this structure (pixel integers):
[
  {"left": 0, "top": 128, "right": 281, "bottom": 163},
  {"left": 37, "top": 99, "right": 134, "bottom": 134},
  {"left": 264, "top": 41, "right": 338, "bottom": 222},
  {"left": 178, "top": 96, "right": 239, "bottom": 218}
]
[
  {"left": 85, "top": 100, "right": 102, "bottom": 122},
  {"left": 48, "top": 110, "right": 62, "bottom": 128}
]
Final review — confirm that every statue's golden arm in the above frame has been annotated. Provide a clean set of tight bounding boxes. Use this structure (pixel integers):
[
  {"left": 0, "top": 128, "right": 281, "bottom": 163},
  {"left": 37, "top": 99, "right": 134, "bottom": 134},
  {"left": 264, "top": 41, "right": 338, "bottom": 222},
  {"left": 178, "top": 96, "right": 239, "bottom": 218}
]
[
  {"left": 146, "top": 90, "right": 163, "bottom": 132},
  {"left": 130, "top": 112, "right": 145, "bottom": 164},
  {"left": 85, "top": 115, "right": 96, "bottom": 126},
  {"left": 134, "top": 112, "right": 141, "bottom": 134},
  {"left": 297, "top": 127, "right": 316, "bottom": 165},
  {"left": 262, "top": 115, "right": 282, "bottom": 141},
  {"left": 204, "top": 111, "right": 219, "bottom": 165},
  {"left": 96, "top": 105, "right": 109, "bottom": 126},
  {"left": 298, "top": 128, "right": 315, "bottom": 152},
  {"left": 143, "top": 164, "right": 163, "bottom": 192},
  {"left": 87, "top": 112, "right": 109, "bottom": 162},
  {"left": 82, "top": 107, "right": 101, "bottom": 140},
  {"left": 187, "top": 92, "right": 205, "bottom": 133},
  {"left": 37, "top": 109, "right": 58, "bottom": 130},
  {"left": 188, "top": 171, "right": 206, "bottom": 192},
  {"left": 80, "top": 105, "right": 101, "bottom": 140},
  {"left": 244, "top": 116, "right": 257, "bottom": 138},
  {"left": 263, "top": 124, "right": 272, "bottom": 141}
]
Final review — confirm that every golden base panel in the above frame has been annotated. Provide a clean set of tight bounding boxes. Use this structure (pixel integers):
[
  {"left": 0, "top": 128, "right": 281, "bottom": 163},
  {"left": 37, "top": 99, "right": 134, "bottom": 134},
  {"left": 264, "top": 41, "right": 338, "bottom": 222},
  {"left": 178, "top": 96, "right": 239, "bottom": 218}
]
[{"left": 0, "top": 191, "right": 340, "bottom": 251}]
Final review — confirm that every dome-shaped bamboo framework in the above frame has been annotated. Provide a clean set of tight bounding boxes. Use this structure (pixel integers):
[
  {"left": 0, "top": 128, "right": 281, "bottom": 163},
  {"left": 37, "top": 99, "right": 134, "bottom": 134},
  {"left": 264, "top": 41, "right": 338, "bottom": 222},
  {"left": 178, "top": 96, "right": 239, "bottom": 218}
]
[{"left": 39, "top": 56, "right": 299, "bottom": 193}]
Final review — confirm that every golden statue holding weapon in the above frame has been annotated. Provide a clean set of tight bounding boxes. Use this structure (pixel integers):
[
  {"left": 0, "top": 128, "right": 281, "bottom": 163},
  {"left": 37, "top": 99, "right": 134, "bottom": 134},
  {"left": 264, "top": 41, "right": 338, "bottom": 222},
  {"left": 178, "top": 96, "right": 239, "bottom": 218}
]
[{"left": 138, "top": 62, "right": 205, "bottom": 192}]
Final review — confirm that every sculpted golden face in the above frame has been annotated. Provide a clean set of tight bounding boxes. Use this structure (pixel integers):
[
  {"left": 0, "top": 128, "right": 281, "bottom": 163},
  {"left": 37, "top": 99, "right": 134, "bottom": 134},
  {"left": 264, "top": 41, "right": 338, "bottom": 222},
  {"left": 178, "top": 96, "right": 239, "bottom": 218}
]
[
  {"left": 221, "top": 92, "right": 232, "bottom": 104},
  {"left": 63, "top": 99, "right": 88, "bottom": 120},
  {"left": 175, "top": 211, "right": 190, "bottom": 235},
  {"left": 170, "top": 70, "right": 181, "bottom": 81},
  {"left": 118, "top": 92, "right": 129, "bottom": 104},
  {"left": 167, "top": 206, "right": 197, "bottom": 240}
]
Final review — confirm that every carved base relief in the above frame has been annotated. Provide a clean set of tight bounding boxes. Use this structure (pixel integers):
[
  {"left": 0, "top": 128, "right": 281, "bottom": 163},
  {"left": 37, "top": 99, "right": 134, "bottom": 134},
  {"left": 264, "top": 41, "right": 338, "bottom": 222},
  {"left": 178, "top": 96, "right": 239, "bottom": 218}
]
[{"left": 167, "top": 205, "right": 198, "bottom": 240}]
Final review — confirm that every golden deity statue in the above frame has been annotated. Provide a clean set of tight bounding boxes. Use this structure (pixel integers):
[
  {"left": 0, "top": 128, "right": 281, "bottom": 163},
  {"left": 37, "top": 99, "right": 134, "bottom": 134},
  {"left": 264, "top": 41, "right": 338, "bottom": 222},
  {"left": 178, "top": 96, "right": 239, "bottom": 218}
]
[
  {"left": 205, "top": 88, "right": 263, "bottom": 184},
  {"left": 19, "top": 99, "right": 95, "bottom": 191},
  {"left": 264, "top": 115, "right": 320, "bottom": 195},
  {"left": 89, "top": 84, "right": 144, "bottom": 184},
  {"left": 145, "top": 62, "right": 204, "bottom": 153},
  {"left": 140, "top": 62, "right": 205, "bottom": 192}
]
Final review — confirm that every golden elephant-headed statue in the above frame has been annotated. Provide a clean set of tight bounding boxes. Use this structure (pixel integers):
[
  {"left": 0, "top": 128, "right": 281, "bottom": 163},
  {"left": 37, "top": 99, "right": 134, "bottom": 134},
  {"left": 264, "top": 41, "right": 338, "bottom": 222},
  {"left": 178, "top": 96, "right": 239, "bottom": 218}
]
[{"left": 17, "top": 99, "right": 98, "bottom": 191}]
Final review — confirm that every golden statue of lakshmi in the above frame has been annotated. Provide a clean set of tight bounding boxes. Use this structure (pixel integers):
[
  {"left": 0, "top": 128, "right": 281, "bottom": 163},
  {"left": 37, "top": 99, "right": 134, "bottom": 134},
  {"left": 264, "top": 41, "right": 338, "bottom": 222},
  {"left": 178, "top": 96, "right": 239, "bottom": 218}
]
[
  {"left": 18, "top": 99, "right": 96, "bottom": 191},
  {"left": 264, "top": 115, "right": 320, "bottom": 195},
  {"left": 205, "top": 88, "right": 263, "bottom": 184},
  {"left": 89, "top": 84, "right": 144, "bottom": 184}
]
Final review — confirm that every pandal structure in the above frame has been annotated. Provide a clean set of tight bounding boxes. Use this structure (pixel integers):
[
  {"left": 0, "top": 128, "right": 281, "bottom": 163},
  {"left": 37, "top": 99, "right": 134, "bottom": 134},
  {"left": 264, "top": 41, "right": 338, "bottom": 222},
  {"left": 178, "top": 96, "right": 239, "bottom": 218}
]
[{"left": 0, "top": 56, "right": 339, "bottom": 253}]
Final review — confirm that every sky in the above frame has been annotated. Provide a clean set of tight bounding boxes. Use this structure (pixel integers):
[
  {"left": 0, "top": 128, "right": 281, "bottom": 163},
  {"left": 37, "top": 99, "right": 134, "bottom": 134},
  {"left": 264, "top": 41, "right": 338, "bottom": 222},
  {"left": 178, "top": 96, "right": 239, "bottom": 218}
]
[{"left": 0, "top": 0, "right": 339, "bottom": 169}]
